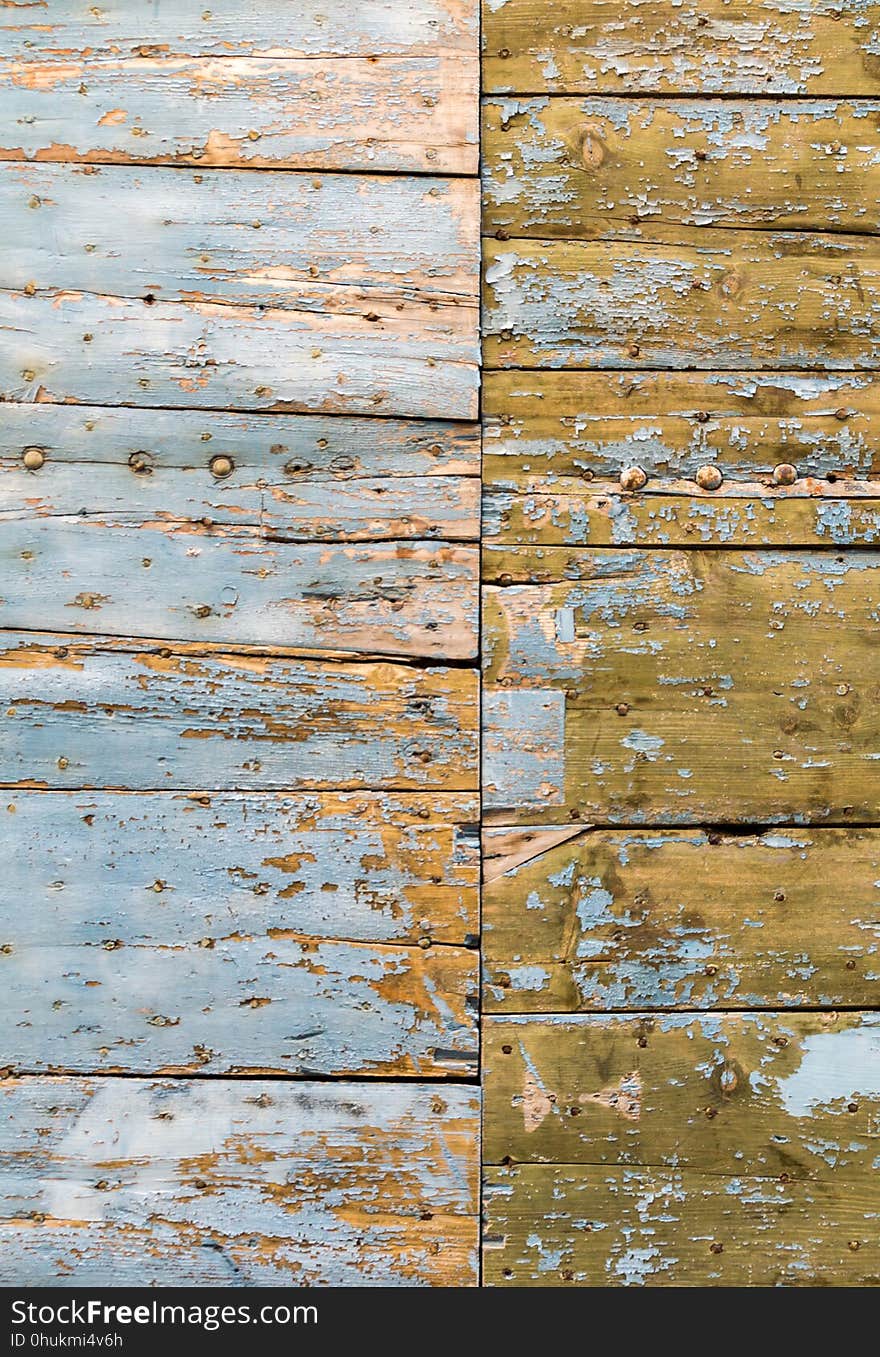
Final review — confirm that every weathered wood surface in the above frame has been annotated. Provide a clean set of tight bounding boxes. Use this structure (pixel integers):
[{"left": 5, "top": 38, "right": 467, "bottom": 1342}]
[
  {"left": 485, "top": 488, "right": 880, "bottom": 549},
  {"left": 0, "top": 632, "right": 478, "bottom": 792},
  {"left": 2, "top": 289, "right": 477, "bottom": 419},
  {"left": 484, "top": 371, "right": 880, "bottom": 484},
  {"left": 0, "top": 404, "right": 480, "bottom": 478},
  {"left": 484, "top": 98, "right": 880, "bottom": 237},
  {"left": 0, "top": 3, "right": 478, "bottom": 174},
  {"left": 0, "top": 1077, "right": 479, "bottom": 1285},
  {"left": 484, "top": 370, "right": 880, "bottom": 543},
  {"left": 484, "top": 827, "right": 880, "bottom": 1010},
  {"left": 4, "top": 163, "right": 479, "bottom": 308},
  {"left": 4, "top": 791, "right": 478, "bottom": 946},
  {"left": 483, "top": 547, "right": 880, "bottom": 823},
  {"left": 484, "top": 1162, "right": 880, "bottom": 1286},
  {"left": 483, "top": 0, "right": 880, "bottom": 97},
  {"left": 483, "top": 1012, "right": 880, "bottom": 1284},
  {"left": 0, "top": 404, "right": 480, "bottom": 541},
  {"left": 483, "top": 1011, "right": 880, "bottom": 1169},
  {"left": 0, "top": 520, "right": 478, "bottom": 661},
  {"left": 1, "top": 786, "right": 477, "bottom": 1075},
  {"left": 0, "top": 2, "right": 477, "bottom": 60},
  {"left": 483, "top": 232, "right": 880, "bottom": 371}
]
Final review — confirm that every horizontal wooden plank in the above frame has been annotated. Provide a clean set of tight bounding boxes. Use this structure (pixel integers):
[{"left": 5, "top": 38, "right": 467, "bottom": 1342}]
[
  {"left": 0, "top": 632, "right": 478, "bottom": 792},
  {"left": 483, "top": 371, "right": 880, "bottom": 484},
  {"left": 0, "top": 403, "right": 480, "bottom": 539},
  {"left": 4, "top": 467, "right": 479, "bottom": 544},
  {"left": 0, "top": 1077, "right": 479, "bottom": 1285},
  {"left": 483, "top": 1011, "right": 880, "bottom": 1171},
  {"left": 0, "top": 2, "right": 478, "bottom": 174},
  {"left": 484, "top": 487, "right": 880, "bottom": 548},
  {"left": 0, "top": 60, "right": 477, "bottom": 175},
  {"left": 8, "top": 939, "right": 476, "bottom": 1078},
  {"left": 0, "top": 519, "right": 478, "bottom": 661},
  {"left": 0, "top": 2, "right": 478, "bottom": 60},
  {"left": 6, "top": 929, "right": 476, "bottom": 1079},
  {"left": 0, "top": 404, "right": 480, "bottom": 478},
  {"left": 482, "top": 0, "right": 880, "bottom": 97},
  {"left": 5, "top": 790, "right": 478, "bottom": 947},
  {"left": 5, "top": 163, "right": 478, "bottom": 308},
  {"left": 484, "top": 1162, "right": 879, "bottom": 1286},
  {"left": 484, "top": 98, "right": 880, "bottom": 238},
  {"left": 483, "top": 827, "right": 880, "bottom": 1010},
  {"left": 483, "top": 547, "right": 880, "bottom": 824},
  {"left": 1, "top": 288, "right": 478, "bottom": 419},
  {"left": 483, "top": 232, "right": 880, "bottom": 371}
]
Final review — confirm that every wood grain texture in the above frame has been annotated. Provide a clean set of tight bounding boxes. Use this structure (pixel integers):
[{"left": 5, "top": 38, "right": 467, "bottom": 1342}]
[
  {"left": 4, "top": 163, "right": 479, "bottom": 308},
  {"left": 483, "top": 827, "right": 880, "bottom": 1010},
  {"left": 0, "top": 404, "right": 480, "bottom": 541},
  {"left": 483, "top": 371, "right": 880, "bottom": 484},
  {"left": 484, "top": 1162, "right": 880, "bottom": 1286},
  {"left": 483, "top": 547, "right": 880, "bottom": 824},
  {"left": 484, "top": 488, "right": 880, "bottom": 548},
  {"left": 0, "top": 519, "right": 478, "bottom": 661},
  {"left": 482, "top": 0, "right": 880, "bottom": 96},
  {"left": 0, "top": 632, "right": 478, "bottom": 792},
  {"left": 0, "top": 1077, "right": 479, "bottom": 1285},
  {"left": 483, "top": 1011, "right": 880, "bottom": 1169},
  {"left": 0, "top": 2, "right": 478, "bottom": 60},
  {"left": 484, "top": 1012, "right": 880, "bottom": 1284},
  {"left": 0, "top": 1, "right": 478, "bottom": 174},
  {"left": 483, "top": 231, "right": 880, "bottom": 372},
  {"left": 5, "top": 789, "right": 477, "bottom": 941},
  {"left": 484, "top": 98, "right": 880, "bottom": 238},
  {"left": 2, "top": 290, "right": 477, "bottom": 420},
  {"left": 484, "top": 370, "right": 880, "bottom": 544}
]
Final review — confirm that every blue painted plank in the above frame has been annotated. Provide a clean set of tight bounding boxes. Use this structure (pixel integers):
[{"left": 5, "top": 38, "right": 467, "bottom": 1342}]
[
  {"left": 0, "top": 632, "right": 478, "bottom": 791},
  {"left": 0, "top": 1078, "right": 479, "bottom": 1284}
]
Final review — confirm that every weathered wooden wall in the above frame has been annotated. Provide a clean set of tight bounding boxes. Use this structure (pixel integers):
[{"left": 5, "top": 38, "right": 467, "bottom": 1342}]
[
  {"left": 482, "top": 0, "right": 880, "bottom": 1286},
  {"left": 0, "top": 1, "right": 480, "bottom": 1285}
]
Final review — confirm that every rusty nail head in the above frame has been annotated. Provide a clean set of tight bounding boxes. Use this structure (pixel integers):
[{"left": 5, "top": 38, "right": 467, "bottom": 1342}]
[
  {"left": 626, "top": 342, "right": 641, "bottom": 358},
  {"left": 22, "top": 447, "right": 44, "bottom": 470},
  {"left": 695, "top": 464, "right": 723, "bottom": 491},
  {"left": 210, "top": 455, "right": 234, "bottom": 478},
  {"left": 772, "top": 463, "right": 797, "bottom": 486},
  {"left": 619, "top": 465, "right": 647, "bottom": 492},
  {"left": 615, "top": 702, "right": 630, "bottom": 716},
  {"left": 835, "top": 407, "right": 850, "bottom": 421}
]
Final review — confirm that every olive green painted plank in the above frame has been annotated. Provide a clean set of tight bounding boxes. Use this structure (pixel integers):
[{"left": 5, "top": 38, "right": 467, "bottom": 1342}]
[
  {"left": 484, "top": 827, "right": 880, "bottom": 1011},
  {"left": 483, "top": 547, "right": 880, "bottom": 824},
  {"left": 484, "top": 1162, "right": 879, "bottom": 1286},
  {"left": 0, "top": 1, "right": 478, "bottom": 174},
  {"left": 483, "top": 371, "right": 880, "bottom": 485},
  {"left": 5, "top": 163, "right": 478, "bottom": 309},
  {"left": 0, "top": 403, "right": 479, "bottom": 540},
  {"left": 0, "top": 632, "right": 478, "bottom": 792},
  {"left": 0, "top": 1077, "right": 479, "bottom": 1285},
  {"left": 0, "top": 519, "right": 478, "bottom": 661},
  {"left": 484, "top": 98, "right": 880, "bottom": 238},
  {"left": 484, "top": 487, "right": 880, "bottom": 548},
  {"left": 483, "top": 232, "right": 880, "bottom": 371},
  {"left": 483, "top": 1012, "right": 880, "bottom": 1173},
  {"left": 482, "top": 0, "right": 880, "bottom": 97}
]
